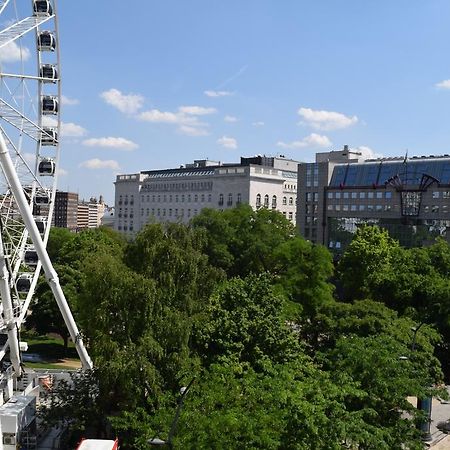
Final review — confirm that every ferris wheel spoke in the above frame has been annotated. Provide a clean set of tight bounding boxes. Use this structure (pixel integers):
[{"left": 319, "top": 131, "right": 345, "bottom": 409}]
[
  {"left": 0, "top": 98, "right": 54, "bottom": 142},
  {"left": 0, "top": 0, "right": 11, "bottom": 16},
  {"left": 0, "top": 14, "right": 53, "bottom": 49}
]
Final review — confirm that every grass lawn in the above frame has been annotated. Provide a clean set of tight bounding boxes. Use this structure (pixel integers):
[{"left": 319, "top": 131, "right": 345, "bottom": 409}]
[{"left": 20, "top": 332, "right": 81, "bottom": 370}]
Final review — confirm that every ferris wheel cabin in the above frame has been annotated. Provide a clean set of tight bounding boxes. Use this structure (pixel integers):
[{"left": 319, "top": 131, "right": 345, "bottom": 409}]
[
  {"left": 38, "top": 31, "right": 56, "bottom": 52},
  {"left": 33, "top": 0, "right": 53, "bottom": 17},
  {"left": 38, "top": 158, "right": 56, "bottom": 175},
  {"left": 24, "top": 248, "right": 38, "bottom": 267},
  {"left": 34, "top": 191, "right": 51, "bottom": 205},
  {"left": 41, "top": 96, "right": 58, "bottom": 115},
  {"left": 40, "top": 64, "right": 58, "bottom": 83},
  {"left": 40, "top": 128, "right": 57, "bottom": 146},
  {"left": 16, "top": 274, "right": 34, "bottom": 294},
  {"left": 34, "top": 217, "right": 47, "bottom": 234}
]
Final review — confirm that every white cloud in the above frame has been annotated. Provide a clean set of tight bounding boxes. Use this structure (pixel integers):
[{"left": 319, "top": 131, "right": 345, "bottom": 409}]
[
  {"left": 436, "top": 79, "right": 450, "bottom": 89},
  {"left": 79, "top": 158, "right": 120, "bottom": 170},
  {"left": 298, "top": 107, "right": 358, "bottom": 131},
  {"left": 82, "top": 137, "right": 138, "bottom": 151},
  {"left": 224, "top": 115, "right": 238, "bottom": 123},
  {"left": 100, "top": 88, "right": 144, "bottom": 114},
  {"left": 178, "top": 126, "right": 209, "bottom": 137},
  {"left": 204, "top": 90, "right": 233, "bottom": 98},
  {"left": 61, "top": 95, "right": 79, "bottom": 106},
  {"left": 138, "top": 109, "right": 179, "bottom": 123},
  {"left": 138, "top": 106, "right": 212, "bottom": 136},
  {"left": 352, "top": 146, "right": 383, "bottom": 160},
  {"left": 252, "top": 121, "right": 265, "bottom": 127},
  {"left": 58, "top": 167, "right": 68, "bottom": 176},
  {"left": 277, "top": 133, "right": 332, "bottom": 149},
  {"left": 0, "top": 41, "right": 30, "bottom": 63},
  {"left": 217, "top": 136, "right": 237, "bottom": 149},
  {"left": 178, "top": 106, "right": 216, "bottom": 115},
  {"left": 61, "top": 122, "right": 87, "bottom": 137}
]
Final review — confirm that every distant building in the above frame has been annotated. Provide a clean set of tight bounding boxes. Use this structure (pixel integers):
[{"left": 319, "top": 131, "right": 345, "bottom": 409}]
[
  {"left": 77, "top": 203, "right": 89, "bottom": 230},
  {"left": 54, "top": 191, "right": 78, "bottom": 231},
  {"left": 297, "top": 145, "right": 450, "bottom": 249},
  {"left": 101, "top": 206, "right": 115, "bottom": 228},
  {"left": 114, "top": 156, "right": 300, "bottom": 236}
]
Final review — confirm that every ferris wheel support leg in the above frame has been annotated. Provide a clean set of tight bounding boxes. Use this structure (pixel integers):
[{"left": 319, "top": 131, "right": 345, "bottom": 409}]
[
  {"left": 0, "top": 132, "right": 93, "bottom": 370},
  {"left": 0, "top": 241, "right": 21, "bottom": 377}
]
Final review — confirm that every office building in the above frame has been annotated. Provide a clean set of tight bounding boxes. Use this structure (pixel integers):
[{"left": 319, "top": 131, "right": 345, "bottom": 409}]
[
  {"left": 114, "top": 156, "right": 300, "bottom": 235},
  {"left": 54, "top": 191, "right": 78, "bottom": 231},
  {"left": 297, "top": 146, "right": 450, "bottom": 249}
]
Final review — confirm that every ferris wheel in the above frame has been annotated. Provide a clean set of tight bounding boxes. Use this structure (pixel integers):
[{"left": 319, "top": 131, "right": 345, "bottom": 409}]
[{"left": 0, "top": 0, "right": 91, "bottom": 382}]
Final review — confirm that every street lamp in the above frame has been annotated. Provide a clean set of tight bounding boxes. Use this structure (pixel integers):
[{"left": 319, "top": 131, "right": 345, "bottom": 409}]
[{"left": 148, "top": 378, "right": 195, "bottom": 449}]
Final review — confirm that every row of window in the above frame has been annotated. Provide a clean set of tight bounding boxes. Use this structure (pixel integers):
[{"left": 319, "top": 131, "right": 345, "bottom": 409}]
[
  {"left": 138, "top": 208, "right": 201, "bottom": 218},
  {"left": 218, "top": 193, "right": 242, "bottom": 206},
  {"left": 284, "top": 183, "right": 297, "bottom": 190},
  {"left": 432, "top": 191, "right": 450, "bottom": 199},
  {"left": 141, "top": 193, "right": 213, "bottom": 203},
  {"left": 327, "top": 191, "right": 392, "bottom": 200},
  {"left": 141, "top": 181, "right": 213, "bottom": 192},
  {"left": 326, "top": 204, "right": 450, "bottom": 213},
  {"left": 306, "top": 192, "right": 319, "bottom": 202},
  {"left": 256, "top": 194, "right": 295, "bottom": 208}
]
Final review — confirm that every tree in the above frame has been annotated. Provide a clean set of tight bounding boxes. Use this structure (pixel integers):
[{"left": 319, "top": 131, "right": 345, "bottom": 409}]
[
  {"left": 192, "top": 205, "right": 295, "bottom": 277},
  {"left": 338, "top": 225, "right": 400, "bottom": 301}
]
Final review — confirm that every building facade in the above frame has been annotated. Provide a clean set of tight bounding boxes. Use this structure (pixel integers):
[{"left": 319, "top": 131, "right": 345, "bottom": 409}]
[
  {"left": 114, "top": 156, "right": 299, "bottom": 236},
  {"left": 297, "top": 146, "right": 450, "bottom": 249},
  {"left": 53, "top": 191, "right": 78, "bottom": 231}
]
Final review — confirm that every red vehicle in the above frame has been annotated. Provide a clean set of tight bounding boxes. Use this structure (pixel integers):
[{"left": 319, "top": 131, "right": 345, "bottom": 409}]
[{"left": 76, "top": 438, "right": 119, "bottom": 450}]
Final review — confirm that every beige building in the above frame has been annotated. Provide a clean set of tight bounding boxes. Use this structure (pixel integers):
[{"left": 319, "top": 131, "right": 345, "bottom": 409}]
[{"left": 114, "top": 156, "right": 300, "bottom": 236}]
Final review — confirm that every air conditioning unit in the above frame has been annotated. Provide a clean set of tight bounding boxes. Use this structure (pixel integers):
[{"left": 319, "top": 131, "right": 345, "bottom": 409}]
[{"left": 3, "top": 434, "right": 16, "bottom": 445}]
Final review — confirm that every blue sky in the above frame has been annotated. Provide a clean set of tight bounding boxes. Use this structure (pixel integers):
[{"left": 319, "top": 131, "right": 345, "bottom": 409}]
[{"left": 45, "top": 1, "right": 450, "bottom": 202}]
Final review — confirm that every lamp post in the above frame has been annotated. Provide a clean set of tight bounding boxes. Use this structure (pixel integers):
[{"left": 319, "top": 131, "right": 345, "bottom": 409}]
[{"left": 148, "top": 378, "right": 195, "bottom": 449}]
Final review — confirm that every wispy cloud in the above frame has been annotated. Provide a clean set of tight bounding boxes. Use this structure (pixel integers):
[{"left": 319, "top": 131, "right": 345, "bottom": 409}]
[
  {"left": 436, "top": 79, "right": 450, "bottom": 89},
  {"left": 204, "top": 90, "right": 234, "bottom": 98},
  {"left": 252, "top": 121, "right": 265, "bottom": 127},
  {"left": 100, "top": 88, "right": 144, "bottom": 114},
  {"left": 0, "top": 41, "right": 30, "bottom": 63},
  {"left": 178, "top": 125, "right": 210, "bottom": 136},
  {"left": 61, "top": 95, "right": 79, "bottom": 106},
  {"left": 217, "top": 65, "right": 248, "bottom": 89},
  {"left": 217, "top": 136, "right": 238, "bottom": 149},
  {"left": 224, "top": 115, "right": 238, "bottom": 123},
  {"left": 298, "top": 107, "right": 358, "bottom": 131},
  {"left": 178, "top": 106, "right": 217, "bottom": 115},
  {"left": 82, "top": 137, "right": 138, "bottom": 151},
  {"left": 58, "top": 167, "right": 68, "bottom": 176},
  {"left": 80, "top": 158, "right": 120, "bottom": 170},
  {"left": 277, "top": 133, "right": 332, "bottom": 149}
]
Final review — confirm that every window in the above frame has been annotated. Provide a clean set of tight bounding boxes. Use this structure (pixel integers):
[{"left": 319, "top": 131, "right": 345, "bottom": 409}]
[
  {"left": 306, "top": 205, "right": 312, "bottom": 214},
  {"left": 272, "top": 195, "right": 277, "bottom": 209},
  {"left": 264, "top": 194, "right": 269, "bottom": 207},
  {"left": 433, "top": 192, "right": 440, "bottom": 199},
  {"left": 376, "top": 192, "right": 383, "bottom": 199},
  {"left": 208, "top": 194, "right": 212, "bottom": 202},
  {"left": 327, "top": 192, "right": 333, "bottom": 199},
  {"left": 367, "top": 205, "right": 374, "bottom": 211},
  {"left": 188, "top": 209, "right": 191, "bottom": 217},
  {"left": 306, "top": 193, "right": 312, "bottom": 202},
  {"left": 432, "top": 205, "right": 439, "bottom": 213},
  {"left": 443, "top": 192, "right": 450, "bottom": 199},
  {"left": 194, "top": 194, "right": 198, "bottom": 202},
  {"left": 175, "top": 195, "right": 179, "bottom": 203},
  {"left": 343, "top": 205, "right": 349, "bottom": 211},
  {"left": 237, "top": 193, "right": 242, "bottom": 204},
  {"left": 201, "top": 194, "right": 205, "bottom": 202},
  {"left": 157, "top": 195, "right": 161, "bottom": 202},
  {"left": 376, "top": 205, "right": 382, "bottom": 211},
  {"left": 283, "top": 196, "right": 287, "bottom": 205},
  {"left": 351, "top": 205, "right": 357, "bottom": 211},
  {"left": 335, "top": 192, "right": 341, "bottom": 199},
  {"left": 169, "top": 209, "right": 172, "bottom": 217},
  {"left": 327, "top": 204, "right": 333, "bottom": 211},
  {"left": 288, "top": 212, "right": 293, "bottom": 221},
  {"left": 351, "top": 192, "right": 357, "bottom": 199},
  {"left": 169, "top": 195, "right": 173, "bottom": 202},
  {"left": 289, "top": 197, "right": 293, "bottom": 205},
  {"left": 313, "top": 204, "right": 318, "bottom": 214},
  {"left": 228, "top": 193, "right": 233, "bottom": 206},
  {"left": 335, "top": 205, "right": 341, "bottom": 211},
  {"left": 181, "top": 194, "right": 185, "bottom": 202},
  {"left": 384, "top": 205, "right": 391, "bottom": 211},
  {"left": 343, "top": 192, "right": 349, "bottom": 199},
  {"left": 256, "top": 194, "right": 261, "bottom": 208},
  {"left": 219, "top": 194, "right": 224, "bottom": 206},
  {"left": 359, "top": 192, "right": 366, "bottom": 199},
  {"left": 368, "top": 192, "right": 374, "bottom": 199},
  {"left": 313, "top": 192, "right": 319, "bottom": 202},
  {"left": 157, "top": 209, "right": 160, "bottom": 216},
  {"left": 359, "top": 205, "right": 365, "bottom": 211},
  {"left": 385, "top": 192, "right": 392, "bottom": 199},
  {"left": 188, "top": 194, "right": 191, "bottom": 202}
]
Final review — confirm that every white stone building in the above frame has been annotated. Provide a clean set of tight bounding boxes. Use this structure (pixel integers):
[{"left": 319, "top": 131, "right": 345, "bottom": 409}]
[{"left": 114, "top": 156, "right": 299, "bottom": 236}]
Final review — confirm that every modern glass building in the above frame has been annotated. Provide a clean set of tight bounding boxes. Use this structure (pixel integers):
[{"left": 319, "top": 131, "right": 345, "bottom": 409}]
[{"left": 297, "top": 146, "right": 450, "bottom": 250}]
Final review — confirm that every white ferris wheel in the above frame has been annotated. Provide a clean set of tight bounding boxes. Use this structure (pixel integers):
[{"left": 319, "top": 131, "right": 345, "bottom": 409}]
[{"left": 0, "top": 0, "right": 91, "bottom": 386}]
